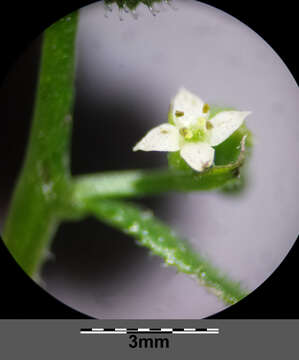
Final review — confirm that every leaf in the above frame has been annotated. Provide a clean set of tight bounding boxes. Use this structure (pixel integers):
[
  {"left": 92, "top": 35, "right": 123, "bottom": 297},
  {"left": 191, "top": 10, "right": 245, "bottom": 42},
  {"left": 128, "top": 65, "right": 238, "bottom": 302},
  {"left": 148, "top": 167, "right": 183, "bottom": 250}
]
[{"left": 83, "top": 198, "right": 248, "bottom": 305}]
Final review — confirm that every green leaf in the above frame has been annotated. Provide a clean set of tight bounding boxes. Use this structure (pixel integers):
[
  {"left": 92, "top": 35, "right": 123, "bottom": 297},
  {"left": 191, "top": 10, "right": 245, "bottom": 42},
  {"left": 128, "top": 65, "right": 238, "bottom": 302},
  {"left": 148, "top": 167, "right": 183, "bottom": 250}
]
[{"left": 83, "top": 198, "right": 248, "bottom": 305}]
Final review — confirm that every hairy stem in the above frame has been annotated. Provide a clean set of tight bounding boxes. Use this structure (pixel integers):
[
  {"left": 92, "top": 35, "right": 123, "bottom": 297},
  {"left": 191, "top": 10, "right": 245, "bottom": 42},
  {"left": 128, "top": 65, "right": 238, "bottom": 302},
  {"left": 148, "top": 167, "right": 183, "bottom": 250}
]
[
  {"left": 80, "top": 198, "right": 248, "bottom": 305},
  {"left": 3, "top": 12, "right": 78, "bottom": 277}
]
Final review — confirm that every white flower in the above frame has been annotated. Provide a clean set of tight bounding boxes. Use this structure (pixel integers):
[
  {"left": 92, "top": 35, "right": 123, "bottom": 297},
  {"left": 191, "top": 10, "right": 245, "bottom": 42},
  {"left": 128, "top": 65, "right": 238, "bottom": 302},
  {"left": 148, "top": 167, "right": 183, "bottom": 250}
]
[{"left": 133, "top": 88, "right": 251, "bottom": 172}]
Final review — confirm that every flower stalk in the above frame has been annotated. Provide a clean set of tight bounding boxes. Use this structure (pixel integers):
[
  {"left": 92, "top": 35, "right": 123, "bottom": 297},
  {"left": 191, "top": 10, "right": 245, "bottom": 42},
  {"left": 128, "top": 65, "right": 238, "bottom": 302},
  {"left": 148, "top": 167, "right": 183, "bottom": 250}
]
[{"left": 71, "top": 149, "right": 246, "bottom": 206}]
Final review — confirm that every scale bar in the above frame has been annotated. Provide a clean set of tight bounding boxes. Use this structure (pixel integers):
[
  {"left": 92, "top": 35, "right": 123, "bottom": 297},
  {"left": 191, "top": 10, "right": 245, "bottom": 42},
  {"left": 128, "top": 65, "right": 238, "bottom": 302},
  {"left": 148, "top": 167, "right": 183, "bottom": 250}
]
[{"left": 80, "top": 327, "right": 219, "bottom": 335}]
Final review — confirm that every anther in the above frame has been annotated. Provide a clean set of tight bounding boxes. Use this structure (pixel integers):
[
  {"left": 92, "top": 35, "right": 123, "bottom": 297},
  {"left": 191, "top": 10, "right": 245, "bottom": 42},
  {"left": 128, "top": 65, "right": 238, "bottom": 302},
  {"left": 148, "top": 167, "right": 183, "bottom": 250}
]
[
  {"left": 203, "top": 103, "right": 210, "bottom": 114},
  {"left": 175, "top": 110, "right": 184, "bottom": 117},
  {"left": 179, "top": 127, "right": 192, "bottom": 139},
  {"left": 206, "top": 121, "right": 213, "bottom": 130}
]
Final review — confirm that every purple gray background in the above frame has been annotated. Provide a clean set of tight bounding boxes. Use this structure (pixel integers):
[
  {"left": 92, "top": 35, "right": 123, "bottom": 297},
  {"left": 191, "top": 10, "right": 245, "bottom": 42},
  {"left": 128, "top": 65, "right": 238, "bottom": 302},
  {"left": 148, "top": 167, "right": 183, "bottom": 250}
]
[{"left": 0, "top": 0, "right": 298, "bottom": 318}]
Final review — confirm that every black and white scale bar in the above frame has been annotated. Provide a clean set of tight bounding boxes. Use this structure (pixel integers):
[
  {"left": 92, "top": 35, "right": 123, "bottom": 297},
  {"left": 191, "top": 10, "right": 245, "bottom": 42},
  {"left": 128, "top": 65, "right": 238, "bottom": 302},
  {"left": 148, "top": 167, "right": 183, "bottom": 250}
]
[{"left": 80, "top": 328, "right": 219, "bottom": 335}]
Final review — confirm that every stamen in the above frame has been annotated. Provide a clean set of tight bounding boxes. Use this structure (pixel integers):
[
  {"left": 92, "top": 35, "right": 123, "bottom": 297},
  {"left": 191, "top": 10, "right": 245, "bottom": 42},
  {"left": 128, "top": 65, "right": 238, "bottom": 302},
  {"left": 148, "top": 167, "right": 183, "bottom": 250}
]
[
  {"left": 206, "top": 121, "right": 213, "bottom": 130},
  {"left": 175, "top": 110, "right": 184, "bottom": 117},
  {"left": 203, "top": 103, "right": 210, "bottom": 114},
  {"left": 197, "top": 117, "right": 206, "bottom": 129},
  {"left": 179, "top": 127, "right": 193, "bottom": 139}
]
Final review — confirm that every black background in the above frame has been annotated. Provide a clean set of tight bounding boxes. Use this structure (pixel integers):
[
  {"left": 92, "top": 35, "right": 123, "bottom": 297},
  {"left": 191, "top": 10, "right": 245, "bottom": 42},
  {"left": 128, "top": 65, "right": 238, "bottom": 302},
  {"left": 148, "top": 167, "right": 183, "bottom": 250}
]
[{"left": 0, "top": 0, "right": 298, "bottom": 319}]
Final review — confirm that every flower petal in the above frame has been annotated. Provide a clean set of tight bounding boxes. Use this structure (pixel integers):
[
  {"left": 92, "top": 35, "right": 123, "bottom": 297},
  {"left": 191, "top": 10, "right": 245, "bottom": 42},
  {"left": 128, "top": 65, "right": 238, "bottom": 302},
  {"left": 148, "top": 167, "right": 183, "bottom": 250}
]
[
  {"left": 133, "top": 123, "right": 180, "bottom": 152},
  {"left": 172, "top": 88, "right": 206, "bottom": 128},
  {"left": 180, "top": 142, "right": 215, "bottom": 172},
  {"left": 208, "top": 111, "right": 251, "bottom": 146}
]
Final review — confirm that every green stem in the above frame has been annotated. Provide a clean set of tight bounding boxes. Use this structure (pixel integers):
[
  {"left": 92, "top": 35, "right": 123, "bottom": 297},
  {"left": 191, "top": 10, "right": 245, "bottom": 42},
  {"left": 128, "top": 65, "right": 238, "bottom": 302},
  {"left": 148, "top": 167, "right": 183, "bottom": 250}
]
[
  {"left": 71, "top": 161, "right": 243, "bottom": 204},
  {"left": 81, "top": 198, "right": 247, "bottom": 305},
  {"left": 3, "top": 12, "right": 78, "bottom": 277}
]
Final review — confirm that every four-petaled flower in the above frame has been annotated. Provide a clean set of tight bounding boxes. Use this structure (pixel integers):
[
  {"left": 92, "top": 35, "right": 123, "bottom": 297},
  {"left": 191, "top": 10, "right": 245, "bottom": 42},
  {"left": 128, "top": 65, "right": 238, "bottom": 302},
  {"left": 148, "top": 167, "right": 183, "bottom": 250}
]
[{"left": 133, "top": 88, "right": 251, "bottom": 172}]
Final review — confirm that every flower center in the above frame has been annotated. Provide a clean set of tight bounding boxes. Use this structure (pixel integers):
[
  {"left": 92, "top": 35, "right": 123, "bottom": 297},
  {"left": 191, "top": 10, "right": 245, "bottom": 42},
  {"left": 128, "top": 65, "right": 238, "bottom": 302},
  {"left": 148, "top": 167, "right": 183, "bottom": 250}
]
[{"left": 179, "top": 117, "right": 210, "bottom": 143}]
